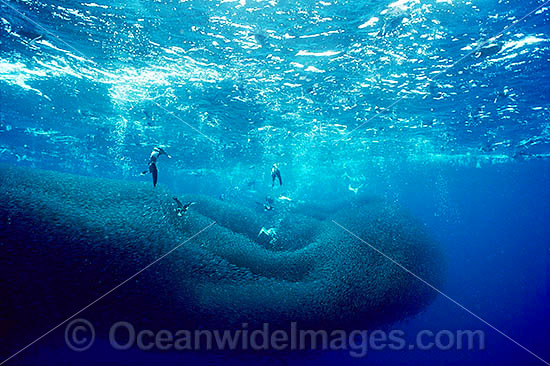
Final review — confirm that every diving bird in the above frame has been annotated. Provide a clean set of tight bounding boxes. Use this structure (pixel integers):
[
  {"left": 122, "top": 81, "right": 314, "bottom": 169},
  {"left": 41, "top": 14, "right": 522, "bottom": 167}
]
[
  {"left": 141, "top": 147, "right": 171, "bottom": 187},
  {"left": 348, "top": 183, "right": 364, "bottom": 195},
  {"left": 173, "top": 197, "right": 195, "bottom": 216},
  {"left": 474, "top": 42, "right": 503, "bottom": 59},
  {"left": 271, "top": 163, "right": 282, "bottom": 187}
]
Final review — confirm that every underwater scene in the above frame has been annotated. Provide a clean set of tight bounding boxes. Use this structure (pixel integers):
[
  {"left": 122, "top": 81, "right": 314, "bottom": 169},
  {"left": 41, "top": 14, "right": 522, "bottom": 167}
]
[{"left": 1, "top": 0, "right": 549, "bottom": 365}]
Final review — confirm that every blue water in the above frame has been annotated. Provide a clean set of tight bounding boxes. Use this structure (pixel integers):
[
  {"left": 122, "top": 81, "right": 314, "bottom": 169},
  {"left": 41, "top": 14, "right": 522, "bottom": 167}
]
[{"left": 1, "top": 0, "right": 550, "bottom": 365}]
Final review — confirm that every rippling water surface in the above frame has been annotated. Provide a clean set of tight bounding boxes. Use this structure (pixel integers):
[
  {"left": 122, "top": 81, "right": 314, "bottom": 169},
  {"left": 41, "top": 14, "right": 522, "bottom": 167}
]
[{"left": 2, "top": 0, "right": 549, "bottom": 177}]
